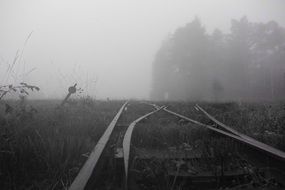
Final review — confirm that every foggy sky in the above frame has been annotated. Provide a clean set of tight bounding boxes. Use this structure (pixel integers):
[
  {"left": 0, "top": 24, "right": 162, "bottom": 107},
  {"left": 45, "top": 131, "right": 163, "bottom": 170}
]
[{"left": 1, "top": 0, "right": 285, "bottom": 99}]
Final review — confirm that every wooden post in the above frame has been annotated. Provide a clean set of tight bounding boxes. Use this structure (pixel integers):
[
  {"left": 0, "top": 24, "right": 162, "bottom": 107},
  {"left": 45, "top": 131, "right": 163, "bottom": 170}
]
[{"left": 61, "top": 83, "right": 77, "bottom": 106}]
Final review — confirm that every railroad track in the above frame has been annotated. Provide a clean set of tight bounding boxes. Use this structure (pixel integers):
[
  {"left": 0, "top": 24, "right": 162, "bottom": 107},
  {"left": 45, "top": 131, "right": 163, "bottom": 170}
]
[
  {"left": 164, "top": 105, "right": 285, "bottom": 161},
  {"left": 163, "top": 105, "right": 285, "bottom": 187},
  {"left": 69, "top": 101, "right": 285, "bottom": 190},
  {"left": 69, "top": 101, "right": 161, "bottom": 190}
]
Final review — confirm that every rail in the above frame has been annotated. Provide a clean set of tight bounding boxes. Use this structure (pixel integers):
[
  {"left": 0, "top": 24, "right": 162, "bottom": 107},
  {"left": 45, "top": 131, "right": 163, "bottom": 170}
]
[
  {"left": 69, "top": 101, "right": 128, "bottom": 190},
  {"left": 195, "top": 104, "right": 285, "bottom": 160},
  {"left": 123, "top": 106, "right": 163, "bottom": 188},
  {"left": 163, "top": 107, "right": 285, "bottom": 161}
]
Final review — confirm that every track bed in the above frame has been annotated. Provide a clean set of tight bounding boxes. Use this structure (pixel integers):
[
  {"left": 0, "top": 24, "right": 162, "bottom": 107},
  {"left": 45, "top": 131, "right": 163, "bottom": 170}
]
[{"left": 70, "top": 101, "right": 285, "bottom": 190}]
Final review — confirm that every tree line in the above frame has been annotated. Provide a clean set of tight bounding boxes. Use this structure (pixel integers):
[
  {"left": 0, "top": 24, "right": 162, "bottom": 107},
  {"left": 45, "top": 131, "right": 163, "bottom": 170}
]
[{"left": 151, "top": 17, "right": 285, "bottom": 101}]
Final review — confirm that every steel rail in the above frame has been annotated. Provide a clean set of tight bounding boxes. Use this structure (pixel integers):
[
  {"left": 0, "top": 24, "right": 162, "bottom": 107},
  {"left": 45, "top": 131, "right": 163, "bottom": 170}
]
[
  {"left": 123, "top": 106, "right": 164, "bottom": 189},
  {"left": 140, "top": 101, "right": 161, "bottom": 109},
  {"left": 195, "top": 104, "right": 242, "bottom": 137},
  {"left": 163, "top": 107, "right": 285, "bottom": 161},
  {"left": 69, "top": 101, "right": 129, "bottom": 190},
  {"left": 195, "top": 104, "right": 285, "bottom": 160}
]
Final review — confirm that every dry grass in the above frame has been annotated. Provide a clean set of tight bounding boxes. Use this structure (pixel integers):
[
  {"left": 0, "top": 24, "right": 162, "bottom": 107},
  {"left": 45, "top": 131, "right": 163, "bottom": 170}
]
[
  {"left": 159, "top": 101, "right": 285, "bottom": 151},
  {"left": 0, "top": 98, "right": 123, "bottom": 189},
  {"left": 0, "top": 100, "right": 284, "bottom": 189}
]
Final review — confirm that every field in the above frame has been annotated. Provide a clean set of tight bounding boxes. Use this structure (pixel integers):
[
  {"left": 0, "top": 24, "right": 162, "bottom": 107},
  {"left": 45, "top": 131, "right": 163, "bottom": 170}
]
[
  {"left": 160, "top": 102, "right": 285, "bottom": 151},
  {"left": 0, "top": 98, "right": 123, "bottom": 189},
  {"left": 0, "top": 99, "right": 285, "bottom": 189}
]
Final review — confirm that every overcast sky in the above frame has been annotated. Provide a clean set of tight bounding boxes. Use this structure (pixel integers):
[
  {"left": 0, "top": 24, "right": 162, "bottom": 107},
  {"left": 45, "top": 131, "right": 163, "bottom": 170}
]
[{"left": 0, "top": 0, "right": 285, "bottom": 99}]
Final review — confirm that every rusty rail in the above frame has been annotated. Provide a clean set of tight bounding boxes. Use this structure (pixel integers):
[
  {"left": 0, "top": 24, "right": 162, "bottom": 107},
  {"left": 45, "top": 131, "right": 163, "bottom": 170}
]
[
  {"left": 163, "top": 107, "right": 285, "bottom": 161},
  {"left": 69, "top": 101, "right": 285, "bottom": 190},
  {"left": 122, "top": 106, "right": 163, "bottom": 188},
  {"left": 69, "top": 101, "right": 128, "bottom": 190},
  {"left": 195, "top": 104, "right": 285, "bottom": 161}
]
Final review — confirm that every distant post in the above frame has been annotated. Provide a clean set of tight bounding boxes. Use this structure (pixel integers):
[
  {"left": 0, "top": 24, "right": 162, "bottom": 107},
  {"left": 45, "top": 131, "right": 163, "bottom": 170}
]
[{"left": 61, "top": 83, "right": 77, "bottom": 106}]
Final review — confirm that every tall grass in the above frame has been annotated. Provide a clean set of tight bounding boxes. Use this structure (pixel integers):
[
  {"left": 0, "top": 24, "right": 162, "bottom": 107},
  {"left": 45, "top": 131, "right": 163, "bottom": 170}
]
[
  {"left": 1, "top": 100, "right": 284, "bottom": 189},
  {"left": 130, "top": 103, "right": 285, "bottom": 189},
  {"left": 161, "top": 101, "right": 285, "bottom": 151},
  {"left": 0, "top": 98, "right": 123, "bottom": 189}
]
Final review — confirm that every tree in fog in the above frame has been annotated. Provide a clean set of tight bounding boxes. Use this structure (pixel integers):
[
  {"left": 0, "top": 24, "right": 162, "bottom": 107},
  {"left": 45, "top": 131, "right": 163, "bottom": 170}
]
[
  {"left": 226, "top": 17, "right": 252, "bottom": 99},
  {"left": 151, "top": 17, "right": 285, "bottom": 101},
  {"left": 152, "top": 18, "right": 210, "bottom": 100},
  {"left": 212, "top": 78, "right": 223, "bottom": 101},
  {"left": 250, "top": 20, "right": 285, "bottom": 99}
]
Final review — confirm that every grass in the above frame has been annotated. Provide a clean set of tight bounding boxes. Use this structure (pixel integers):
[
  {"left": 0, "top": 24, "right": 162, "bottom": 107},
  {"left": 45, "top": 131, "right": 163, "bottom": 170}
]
[
  {"left": 0, "top": 98, "right": 123, "bottom": 189},
  {"left": 131, "top": 110, "right": 245, "bottom": 190},
  {"left": 160, "top": 101, "right": 285, "bottom": 151},
  {"left": 130, "top": 102, "right": 285, "bottom": 189},
  {"left": 0, "top": 99, "right": 284, "bottom": 189}
]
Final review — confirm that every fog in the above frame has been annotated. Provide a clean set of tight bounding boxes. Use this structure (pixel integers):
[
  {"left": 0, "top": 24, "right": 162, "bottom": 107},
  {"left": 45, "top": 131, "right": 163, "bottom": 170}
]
[{"left": 1, "top": 0, "right": 285, "bottom": 100}]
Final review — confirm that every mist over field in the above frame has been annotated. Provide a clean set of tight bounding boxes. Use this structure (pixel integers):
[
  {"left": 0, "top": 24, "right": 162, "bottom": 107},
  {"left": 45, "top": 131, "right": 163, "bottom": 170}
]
[
  {"left": 1, "top": 0, "right": 285, "bottom": 100},
  {"left": 2, "top": 2, "right": 285, "bottom": 189}
]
